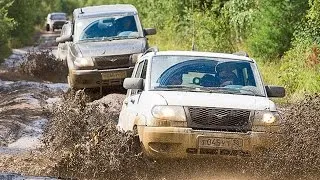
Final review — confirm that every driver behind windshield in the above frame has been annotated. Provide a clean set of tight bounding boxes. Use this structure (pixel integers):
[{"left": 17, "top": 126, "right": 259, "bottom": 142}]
[
  {"left": 116, "top": 16, "right": 137, "bottom": 35},
  {"left": 218, "top": 68, "right": 238, "bottom": 87}
]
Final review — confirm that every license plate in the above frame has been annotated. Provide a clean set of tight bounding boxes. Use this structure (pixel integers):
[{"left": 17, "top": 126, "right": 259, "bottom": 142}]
[
  {"left": 198, "top": 137, "right": 243, "bottom": 150},
  {"left": 101, "top": 71, "right": 127, "bottom": 80}
]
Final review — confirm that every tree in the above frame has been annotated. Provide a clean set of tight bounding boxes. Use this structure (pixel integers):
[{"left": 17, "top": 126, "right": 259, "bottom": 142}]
[
  {"left": 0, "top": 0, "right": 15, "bottom": 62},
  {"left": 246, "top": 0, "right": 309, "bottom": 60}
]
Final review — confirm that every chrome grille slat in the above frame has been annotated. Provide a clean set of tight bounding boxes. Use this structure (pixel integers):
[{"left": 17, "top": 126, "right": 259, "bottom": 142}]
[
  {"left": 186, "top": 107, "right": 251, "bottom": 132},
  {"left": 94, "top": 55, "right": 130, "bottom": 68}
]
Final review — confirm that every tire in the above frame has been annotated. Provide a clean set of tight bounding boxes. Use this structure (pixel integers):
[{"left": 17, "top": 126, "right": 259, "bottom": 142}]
[
  {"left": 132, "top": 126, "right": 142, "bottom": 155},
  {"left": 46, "top": 25, "right": 50, "bottom": 31},
  {"left": 51, "top": 27, "right": 55, "bottom": 32},
  {"left": 67, "top": 75, "right": 74, "bottom": 89}
]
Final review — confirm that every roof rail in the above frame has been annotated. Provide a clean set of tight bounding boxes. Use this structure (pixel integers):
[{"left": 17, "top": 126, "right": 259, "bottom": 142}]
[
  {"left": 142, "top": 47, "right": 159, "bottom": 56},
  {"left": 233, "top": 51, "right": 249, "bottom": 57}
]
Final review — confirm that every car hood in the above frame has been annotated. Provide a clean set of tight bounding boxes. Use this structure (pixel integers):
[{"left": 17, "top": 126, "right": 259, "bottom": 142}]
[
  {"left": 74, "top": 38, "right": 146, "bottom": 57},
  {"left": 152, "top": 91, "right": 274, "bottom": 111}
]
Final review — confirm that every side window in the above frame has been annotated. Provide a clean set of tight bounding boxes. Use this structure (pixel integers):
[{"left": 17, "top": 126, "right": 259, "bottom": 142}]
[
  {"left": 242, "top": 67, "right": 256, "bottom": 86},
  {"left": 131, "top": 61, "right": 145, "bottom": 95},
  {"left": 134, "top": 61, "right": 144, "bottom": 78},
  {"left": 141, "top": 60, "right": 148, "bottom": 79}
]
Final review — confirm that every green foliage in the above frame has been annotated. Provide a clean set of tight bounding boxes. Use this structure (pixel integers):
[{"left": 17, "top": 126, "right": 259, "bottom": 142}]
[
  {"left": 0, "top": 0, "right": 15, "bottom": 62},
  {"left": 7, "top": 0, "right": 43, "bottom": 47},
  {"left": 246, "top": 0, "right": 309, "bottom": 60}
]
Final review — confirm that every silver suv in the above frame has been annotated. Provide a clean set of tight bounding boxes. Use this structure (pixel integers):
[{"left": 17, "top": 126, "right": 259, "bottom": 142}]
[
  {"left": 56, "top": 4, "right": 156, "bottom": 89},
  {"left": 118, "top": 49, "right": 285, "bottom": 158}
]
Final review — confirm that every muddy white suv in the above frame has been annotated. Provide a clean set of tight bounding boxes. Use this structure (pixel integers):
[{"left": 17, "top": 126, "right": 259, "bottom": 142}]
[{"left": 118, "top": 49, "right": 285, "bottom": 158}]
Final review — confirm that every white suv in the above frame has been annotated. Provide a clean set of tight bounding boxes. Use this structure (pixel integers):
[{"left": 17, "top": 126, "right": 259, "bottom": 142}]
[{"left": 118, "top": 49, "right": 285, "bottom": 158}]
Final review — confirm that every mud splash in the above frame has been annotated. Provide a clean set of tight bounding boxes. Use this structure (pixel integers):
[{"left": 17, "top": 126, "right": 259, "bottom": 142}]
[
  {"left": 42, "top": 90, "right": 155, "bottom": 179},
  {"left": 17, "top": 49, "right": 68, "bottom": 83},
  {"left": 2, "top": 92, "right": 320, "bottom": 179},
  {"left": 233, "top": 94, "right": 320, "bottom": 180}
]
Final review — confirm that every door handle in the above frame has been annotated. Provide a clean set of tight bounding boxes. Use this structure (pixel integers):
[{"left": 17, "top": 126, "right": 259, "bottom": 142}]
[{"left": 124, "top": 100, "right": 128, "bottom": 105}]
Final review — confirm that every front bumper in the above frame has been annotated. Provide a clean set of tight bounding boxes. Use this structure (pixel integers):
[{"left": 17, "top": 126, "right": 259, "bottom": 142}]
[
  {"left": 68, "top": 67, "right": 134, "bottom": 89},
  {"left": 138, "top": 126, "right": 281, "bottom": 159}
]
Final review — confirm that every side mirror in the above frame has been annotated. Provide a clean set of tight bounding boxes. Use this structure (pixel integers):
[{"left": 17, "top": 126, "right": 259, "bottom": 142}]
[
  {"left": 56, "top": 35, "right": 72, "bottom": 43},
  {"left": 56, "top": 22, "right": 73, "bottom": 43},
  {"left": 130, "top": 53, "right": 142, "bottom": 64},
  {"left": 144, "top": 28, "right": 157, "bottom": 36},
  {"left": 265, "top": 85, "right": 285, "bottom": 98},
  {"left": 123, "top": 78, "right": 144, "bottom": 90}
]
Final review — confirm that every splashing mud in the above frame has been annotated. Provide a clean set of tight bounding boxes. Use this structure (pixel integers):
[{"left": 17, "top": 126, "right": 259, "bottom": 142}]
[
  {"left": 42, "top": 90, "right": 155, "bottom": 179},
  {"left": 17, "top": 49, "right": 68, "bottom": 83},
  {"left": 2, "top": 92, "right": 320, "bottom": 179}
]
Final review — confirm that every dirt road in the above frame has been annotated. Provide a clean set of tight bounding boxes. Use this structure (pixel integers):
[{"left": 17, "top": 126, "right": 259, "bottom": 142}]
[{"left": 0, "top": 31, "right": 320, "bottom": 180}]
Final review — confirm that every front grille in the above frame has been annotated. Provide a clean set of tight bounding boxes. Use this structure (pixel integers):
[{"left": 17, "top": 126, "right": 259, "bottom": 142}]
[
  {"left": 94, "top": 55, "right": 130, "bottom": 68},
  {"left": 186, "top": 107, "right": 251, "bottom": 132},
  {"left": 53, "top": 21, "right": 66, "bottom": 26}
]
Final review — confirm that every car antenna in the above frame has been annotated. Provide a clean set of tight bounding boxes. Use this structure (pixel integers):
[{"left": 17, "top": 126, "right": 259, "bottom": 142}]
[{"left": 191, "top": 0, "right": 196, "bottom": 51}]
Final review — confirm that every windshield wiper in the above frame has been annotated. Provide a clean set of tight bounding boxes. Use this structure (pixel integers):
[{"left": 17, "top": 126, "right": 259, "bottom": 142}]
[
  {"left": 80, "top": 37, "right": 112, "bottom": 42},
  {"left": 235, "top": 88, "right": 257, "bottom": 97},
  {"left": 199, "top": 87, "right": 238, "bottom": 93},
  {"left": 154, "top": 85, "right": 201, "bottom": 92},
  {"left": 199, "top": 87, "right": 259, "bottom": 96}
]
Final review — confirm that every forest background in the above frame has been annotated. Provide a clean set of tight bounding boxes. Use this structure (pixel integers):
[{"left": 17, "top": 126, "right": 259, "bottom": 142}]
[{"left": 0, "top": 0, "right": 319, "bottom": 101}]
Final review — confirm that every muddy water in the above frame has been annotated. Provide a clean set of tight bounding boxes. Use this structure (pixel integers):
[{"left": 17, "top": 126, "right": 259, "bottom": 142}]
[
  {"left": 0, "top": 31, "right": 320, "bottom": 180},
  {"left": 0, "top": 80, "right": 68, "bottom": 151}
]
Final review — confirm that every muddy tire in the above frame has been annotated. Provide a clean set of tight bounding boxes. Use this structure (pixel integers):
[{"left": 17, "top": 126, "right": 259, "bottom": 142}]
[
  {"left": 67, "top": 75, "right": 77, "bottom": 90},
  {"left": 46, "top": 24, "right": 50, "bottom": 31},
  {"left": 132, "top": 126, "right": 142, "bottom": 155}
]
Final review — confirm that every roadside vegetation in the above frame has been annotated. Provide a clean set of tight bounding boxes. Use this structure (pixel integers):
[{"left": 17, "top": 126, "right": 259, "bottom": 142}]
[{"left": 0, "top": 0, "right": 319, "bottom": 101}]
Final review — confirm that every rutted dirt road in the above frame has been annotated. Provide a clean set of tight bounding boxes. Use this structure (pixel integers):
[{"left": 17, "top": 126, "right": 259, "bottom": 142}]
[{"left": 0, "top": 31, "right": 320, "bottom": 180}]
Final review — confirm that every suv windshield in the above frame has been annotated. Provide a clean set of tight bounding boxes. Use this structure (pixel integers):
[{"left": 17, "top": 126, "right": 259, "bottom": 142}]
[
  {"left": 150, "top": 55, "right": 266, "bottom": 96},
  {"left": 74, "top": 14, "right": 143, "bottom": 42}
]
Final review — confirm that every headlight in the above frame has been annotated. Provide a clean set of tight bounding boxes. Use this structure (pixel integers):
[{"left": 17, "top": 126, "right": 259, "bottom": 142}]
[
  {"left": 74, "top": 57, "right": 94, "bottom": 67},
  {"left": 253, "top": 111, "right": 280, "bottom": 125},
  {"left": 151, "top": 105, "right": 187, "bottom": 127}
]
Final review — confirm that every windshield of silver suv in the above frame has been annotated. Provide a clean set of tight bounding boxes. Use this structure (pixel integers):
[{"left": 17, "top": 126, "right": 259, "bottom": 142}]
[
  {"left": 74, "top": 14, "right": 143, "bottom": 42},
  {"left": 51, "top": 13, "right": 67, "bottom": 20},
  {"left": 150, "top": 55, "right": 266, "bottom": 96}
]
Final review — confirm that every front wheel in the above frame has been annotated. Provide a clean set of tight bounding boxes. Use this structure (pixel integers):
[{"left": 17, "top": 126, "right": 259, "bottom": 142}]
[
  {"left": 46, "top": 24, "right": 50, "bottom": 31},
  {"left": 132, "top": 126, "right": 142, "bottom": 155}
]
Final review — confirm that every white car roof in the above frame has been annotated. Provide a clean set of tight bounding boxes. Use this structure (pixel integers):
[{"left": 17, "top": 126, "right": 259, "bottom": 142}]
[{"left": 140, "top": 51, "right": 254, "bottom": 62}]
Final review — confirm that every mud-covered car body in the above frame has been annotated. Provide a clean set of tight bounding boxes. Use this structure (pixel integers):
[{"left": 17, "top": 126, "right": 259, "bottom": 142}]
[
  {"left": 118, "top": 50, "right": 285, "bottom": 158},
  {"left": 56, "top": 4, "right": 156, "bottom": 89},
  {"left": 46, "top": 12, "right": 67, "bottom": 32}
]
